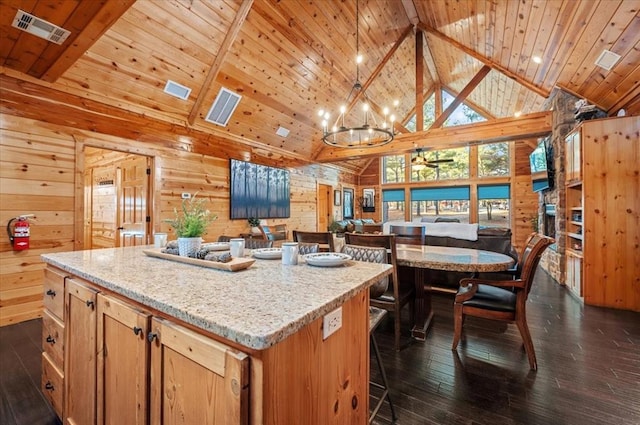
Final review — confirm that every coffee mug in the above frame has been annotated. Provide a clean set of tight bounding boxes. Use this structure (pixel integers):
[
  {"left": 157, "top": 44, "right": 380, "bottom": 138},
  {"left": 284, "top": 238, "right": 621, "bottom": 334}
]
[
  {"left": 281, "top": 242, "right": 299, "bottom": 265},
  {"left": 154, "top": 233, "right": 168, "bottom": 248},
  {"left": 229, "top": 238, "right": 245, "bottom": 258}
]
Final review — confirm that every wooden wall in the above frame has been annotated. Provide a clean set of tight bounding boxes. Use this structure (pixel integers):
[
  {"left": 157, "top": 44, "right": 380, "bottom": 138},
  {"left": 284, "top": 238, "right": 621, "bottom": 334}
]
[{"left": 0, "top": 115, "right": 350, "bottom": 326}]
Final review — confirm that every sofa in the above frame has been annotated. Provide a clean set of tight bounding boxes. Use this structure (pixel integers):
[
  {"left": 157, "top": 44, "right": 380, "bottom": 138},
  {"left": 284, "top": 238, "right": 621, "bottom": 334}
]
[
  {"left": 330, "top": 218, "right": 378, "bottom": 235},
  {"left": 400, "top": 227, "right": 518, "bottom": 293}
]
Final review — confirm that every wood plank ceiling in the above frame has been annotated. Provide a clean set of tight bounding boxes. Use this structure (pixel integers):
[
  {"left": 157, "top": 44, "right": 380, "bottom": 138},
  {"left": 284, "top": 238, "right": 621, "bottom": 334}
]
[{"left": 1, "top": 0, "right": 638, "bottom": 172}]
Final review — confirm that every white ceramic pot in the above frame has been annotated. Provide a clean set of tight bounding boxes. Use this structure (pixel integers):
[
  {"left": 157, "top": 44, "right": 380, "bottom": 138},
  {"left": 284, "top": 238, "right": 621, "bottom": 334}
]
[{"left": 177, "top": 237, "right": 201, "bottom": 257}]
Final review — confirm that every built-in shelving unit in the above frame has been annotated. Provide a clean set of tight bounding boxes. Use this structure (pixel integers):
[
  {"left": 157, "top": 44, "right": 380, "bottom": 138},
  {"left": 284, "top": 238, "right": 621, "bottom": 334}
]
[{"left": 563, "top": 116, "right": 639, "bottom": 311}]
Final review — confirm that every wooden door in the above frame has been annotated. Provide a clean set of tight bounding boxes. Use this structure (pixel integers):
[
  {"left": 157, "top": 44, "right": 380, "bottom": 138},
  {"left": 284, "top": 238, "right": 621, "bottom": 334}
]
[
  {"left": 318, "top": 184, "right": 332, "bottom": 232},
  {"left": 97, "top": 294, "right": 150, "bottom": 425},
  {"left": 117, "top": 156, "right": 150, "bottom": 247},
  {"left": 64, "top": 278, "right": 98, "bottom": 425},
  {"left": 149, "top": 317, "right": 249, "bottom": 425}
]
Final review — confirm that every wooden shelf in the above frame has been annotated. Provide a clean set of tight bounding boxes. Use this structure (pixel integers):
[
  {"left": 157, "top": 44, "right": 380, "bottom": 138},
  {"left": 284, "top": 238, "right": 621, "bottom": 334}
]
[
  {"left": 566, "top": 248, "right": 583, "bottom": 258},
  {"left": 569, "top": 220, "right": 583, "bottom": 226},
  {"left": 570, "top": 207, "right": 583, "bottom": 211},
  {"left": 567, "top": 232, "right": 583, "bottom": 240}
]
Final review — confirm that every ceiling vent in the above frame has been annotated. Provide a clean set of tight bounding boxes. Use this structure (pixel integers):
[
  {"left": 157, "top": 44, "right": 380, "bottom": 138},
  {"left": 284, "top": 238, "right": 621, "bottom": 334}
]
[
  {"left": 276, "top": 126, "right": 290, "bottom": 137},
  {"left": 12, "top": 10, "right": 70, "bottom": 45},
  {"left": 205, "top": 88, "right": 242, "bottom": 127},
  {"left": 163, "top": 80, "right": 191, "bottom": 100},
  {"left": 594, "top": 49, "right": 621, "bottom": 71}
]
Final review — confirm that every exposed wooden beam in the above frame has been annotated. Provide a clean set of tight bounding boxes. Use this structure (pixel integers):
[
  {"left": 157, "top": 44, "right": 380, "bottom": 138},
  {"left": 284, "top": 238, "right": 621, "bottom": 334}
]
[
  {"left": 430, "top": 65, "right": 491, "bottom": 129},
  {"left": 41, "top": 0, "right": 136, "bottom": 82},
  {"left": 346, "top": 25, "right": 413, "bottom": 112},
  {"left": 315, "top": 111, "right": 552, "bottom": 162},
  {"left": 188, "top": 0, "right": 254, "bottom": 125},
  {"left": 400, "top": 0, "right": 419, "bottom": 25},
  {"left": 417, "top": 22, "right": 549, "bottom": 98},
  {"left": 607, "top": 82, "right": 640, "bottom": 114}
]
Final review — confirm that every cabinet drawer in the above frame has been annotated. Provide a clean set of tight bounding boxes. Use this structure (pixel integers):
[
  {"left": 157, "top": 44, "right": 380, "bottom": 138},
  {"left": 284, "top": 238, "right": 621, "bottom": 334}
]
[
  {"left": 42, "top": 310, "right": 64, "bottom": 369},
  {"left": 43, "top": 267, "right": 66, "bottom": 320},
  {"left": 42, "top": 352, "right": 64, "bottom": 419}
]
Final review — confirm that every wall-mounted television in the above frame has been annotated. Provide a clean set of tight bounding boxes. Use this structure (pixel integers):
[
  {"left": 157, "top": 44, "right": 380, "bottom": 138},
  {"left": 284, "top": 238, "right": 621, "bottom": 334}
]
[
  {"left": 529, "top": 137, "right": 554, "bottom": 192},
  {"left": 230, "top": 159, "right": 290, "bottom": 219}
]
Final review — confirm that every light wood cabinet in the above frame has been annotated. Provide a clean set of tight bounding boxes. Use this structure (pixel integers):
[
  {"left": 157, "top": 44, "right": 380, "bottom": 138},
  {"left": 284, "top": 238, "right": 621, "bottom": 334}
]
[
  {"left": 564, "top": 116, "right": 639, "bottom": 311},
  {"left": 64, "top": 277, "right": 98, "bottom": 425},
  {"left": 96, "top": 294, "right": 151, "bottom": 425},
  {"left": 44, "top": 262, "right": 371, "bottom": 424},
  {"left": 41, "top": 266, "right": 67, "bottom": 419}
]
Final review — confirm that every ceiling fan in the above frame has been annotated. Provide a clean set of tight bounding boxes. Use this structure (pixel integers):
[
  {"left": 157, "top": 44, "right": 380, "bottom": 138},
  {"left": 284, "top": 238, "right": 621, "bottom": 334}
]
[{"left": 411, "top": 148, "right": 454, "bottom": 170}]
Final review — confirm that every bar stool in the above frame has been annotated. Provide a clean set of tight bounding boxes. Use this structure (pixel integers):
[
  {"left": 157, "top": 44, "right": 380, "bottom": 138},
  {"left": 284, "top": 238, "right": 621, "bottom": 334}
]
[{"left": 369, "top": 306, "right": 397, "bottom": 423}]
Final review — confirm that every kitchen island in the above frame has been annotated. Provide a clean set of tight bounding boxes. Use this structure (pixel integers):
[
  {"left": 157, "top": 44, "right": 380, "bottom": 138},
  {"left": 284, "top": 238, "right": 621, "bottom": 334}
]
[{"left": 41, "top": 245, "right": 392, "bottom": 425}]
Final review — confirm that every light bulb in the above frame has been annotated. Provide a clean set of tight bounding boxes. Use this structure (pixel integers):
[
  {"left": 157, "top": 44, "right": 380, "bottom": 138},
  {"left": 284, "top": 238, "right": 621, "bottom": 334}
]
[
  {"left": 340, "top": 105, "right": 346, "bottom": 114},
  {"left": 356, "top": 54, "right": 363, "bottom": 64},
  {"left": 324, "top": 112, "right": 330, "bottom": 120},
  {"left": 362, "top": 103, "right": 369, "bottom": 112},
  {"left": 393, "top": 99, "right": 399, "bottom": 107},
  {"left": 390, "top": 114, "right": 396, "bottom": 122},
  {"left": 383, "top": 107, "right": 389, "bottom": 115},
  {"left": 332, "top": 125, "right": 338, "bottom": 132}
]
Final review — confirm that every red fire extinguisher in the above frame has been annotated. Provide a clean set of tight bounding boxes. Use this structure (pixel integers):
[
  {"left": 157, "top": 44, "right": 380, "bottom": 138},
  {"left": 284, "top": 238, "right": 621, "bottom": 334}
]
[{"left": 7, "top": 215, "right": 33, "bottom": 251}]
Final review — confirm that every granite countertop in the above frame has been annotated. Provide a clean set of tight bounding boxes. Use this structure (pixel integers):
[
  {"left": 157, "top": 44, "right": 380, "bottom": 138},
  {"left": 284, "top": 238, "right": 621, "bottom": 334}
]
[
  {"left": 41, "top": 246, "right": 391, "bottom": 350},
  {"left": 396, "top": 244, "right": 514, "bottom": 272}
]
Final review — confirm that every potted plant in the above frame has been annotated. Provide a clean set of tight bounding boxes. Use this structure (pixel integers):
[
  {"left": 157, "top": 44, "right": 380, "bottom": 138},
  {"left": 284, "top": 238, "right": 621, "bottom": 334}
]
[
  {"left": 248, "top": 217, "right": 262, "bottom": 235},
  {"left": 165, "top": 193, "right": 217, "bottom": 256}
]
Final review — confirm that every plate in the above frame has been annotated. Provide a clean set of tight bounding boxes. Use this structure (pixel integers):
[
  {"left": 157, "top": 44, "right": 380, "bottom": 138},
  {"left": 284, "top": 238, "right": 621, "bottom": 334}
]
[
  {"left": 252, "top": 248, "right": 282, "bottom": 260},
  {"left": 304, "top": 252, "right": 352, "bottom": 267},
  {"left": 201, "top": 242, "right": 230, "bottom": 251}
]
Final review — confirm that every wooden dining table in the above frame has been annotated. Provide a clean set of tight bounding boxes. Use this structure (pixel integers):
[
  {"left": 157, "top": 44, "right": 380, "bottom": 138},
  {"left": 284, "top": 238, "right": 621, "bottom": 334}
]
[{"left": 395, "top": 244, "right": 516, "bottom": 340}]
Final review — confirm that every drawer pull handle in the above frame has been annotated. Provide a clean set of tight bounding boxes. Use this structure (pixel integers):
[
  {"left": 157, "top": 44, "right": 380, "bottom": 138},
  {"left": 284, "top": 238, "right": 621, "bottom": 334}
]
[
  {"left": 147, "top": 332, "right": 158, "bottom": 343},
  {"left": 46, "top": 289, "right": 56, "bottom": 297},
  {"left": 133, "top": 326, "right": 143, "bottom": 336},
  {"left": 86, "top": 300, "right": 95, "bottom": 309},
  {"left": 46, "top": 335, "right": 56, "bottom": 344},
  {"left": 45, "top": 382, "right": 54, "bottom": 391}
]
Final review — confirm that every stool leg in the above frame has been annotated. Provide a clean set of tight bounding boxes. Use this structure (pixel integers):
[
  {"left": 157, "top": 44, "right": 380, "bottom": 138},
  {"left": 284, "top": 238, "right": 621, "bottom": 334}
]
[{"left": 370, "top": 333, "right": 397, "bottom": 423}]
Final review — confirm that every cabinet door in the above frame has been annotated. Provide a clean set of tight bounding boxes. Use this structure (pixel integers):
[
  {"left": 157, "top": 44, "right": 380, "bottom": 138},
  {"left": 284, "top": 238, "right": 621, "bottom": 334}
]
[
  {"left": 566, "top": 253, "right": 582, "bottom": 297},
  {"left": 64, "top": 278, "right": 98, "bottom": 425},
  {"left": 572, "top": 131, "right": 581, "bottom": 182},
  {"left": 97, "top": 294, "right": 151, "bottom": 425},
  {"left": 149, "top": 317, "right": 249, "bottom": 425}
]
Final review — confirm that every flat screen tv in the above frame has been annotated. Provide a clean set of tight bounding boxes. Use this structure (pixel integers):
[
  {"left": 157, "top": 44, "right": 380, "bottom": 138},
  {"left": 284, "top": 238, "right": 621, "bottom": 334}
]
[
  {"left": 230, "top": 159, "right": 290, "bottom": 219},
  {"left": 529, "top": 137, "right": 554, "bottom": 192}
]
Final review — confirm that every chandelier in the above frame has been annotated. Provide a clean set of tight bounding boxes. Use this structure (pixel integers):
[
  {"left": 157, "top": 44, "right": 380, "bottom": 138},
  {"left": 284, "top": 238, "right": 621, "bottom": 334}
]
[{"left": 318, "top": 0, "right": 396, "bottom": 148}]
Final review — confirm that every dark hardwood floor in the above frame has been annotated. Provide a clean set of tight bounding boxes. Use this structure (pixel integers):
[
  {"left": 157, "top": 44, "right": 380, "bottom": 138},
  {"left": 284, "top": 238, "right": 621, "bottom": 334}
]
[{"left": 1, "top": 268, "right": 638, "bottom": 425}]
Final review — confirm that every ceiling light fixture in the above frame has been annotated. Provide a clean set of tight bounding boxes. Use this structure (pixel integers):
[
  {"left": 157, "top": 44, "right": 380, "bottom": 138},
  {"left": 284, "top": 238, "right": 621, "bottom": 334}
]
[
  {"left": 318, "top": 0, "right": 396, "bottom": 148},
  {"left": 532, "top": 56, "right": 542, "bottom": 64}
]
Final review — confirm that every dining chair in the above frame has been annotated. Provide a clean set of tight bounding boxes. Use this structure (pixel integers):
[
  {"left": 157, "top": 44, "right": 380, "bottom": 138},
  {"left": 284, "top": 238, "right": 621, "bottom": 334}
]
[
  {"left": 452, "top": 233, "right": 554, "bottom": 370},
  {"left": 389, "top": 225, "right": 425, "bottom": 245},
  {"left": 217, "top": 235, "right": 233, "bottom": 242},
  {"left": 342, "top": 244, "right": 397, "bottom": 423},
  {"left": 292, "top": 230, "right": 336, "bottom": 252},
  {"left": 244, "top": 238, "right": 273, "bottom": 249},
  {"left": 344, "top": 233, "right": 414, "bottom": 351},
  {"left": 298, "top": 243, "right": 319, "bottom": 255},
  {"left": 434, "top": 216, "right": 460, "bottom": 223}
]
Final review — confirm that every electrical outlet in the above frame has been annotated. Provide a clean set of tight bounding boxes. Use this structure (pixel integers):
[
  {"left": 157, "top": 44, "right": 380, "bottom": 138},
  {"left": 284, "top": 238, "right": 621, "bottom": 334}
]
[
  {"left": 322, "top": 306, "right": 342, "bottom": 340},
  {"left": 181, "top": 192, "right": 191, "bottom": 199}
]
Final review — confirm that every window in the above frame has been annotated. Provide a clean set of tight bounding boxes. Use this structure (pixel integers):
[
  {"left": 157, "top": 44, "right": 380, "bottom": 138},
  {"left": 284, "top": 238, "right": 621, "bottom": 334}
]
[
  {"left": 478, "top": 184, "right": 510, "bottom": 227},
  {"left": 410, "top": 186, "right": 470, "bottom": 223},
  {"left": 383, "top": 155, "right": 405, "bottom": 183},
  {"left": 442, "top": 90, "right": 487, "bottom": 127},
  {"left": 405, "top": 94, "right": 435, "bottom": 132},
  {"left": 410, "top": 147, "right": 469, "bottom": 182},
  {"left": 478, "top": 142, "right": 510, "bottom": 177},
  {"left": 382, "top": 189, "right": 405, "bottom": 222}
]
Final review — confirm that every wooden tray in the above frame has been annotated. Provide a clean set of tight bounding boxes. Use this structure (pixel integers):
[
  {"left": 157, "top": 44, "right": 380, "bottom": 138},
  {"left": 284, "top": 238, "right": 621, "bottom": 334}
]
[{"left": 143, "top": 249, "right": 255, "bottom": 272}]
